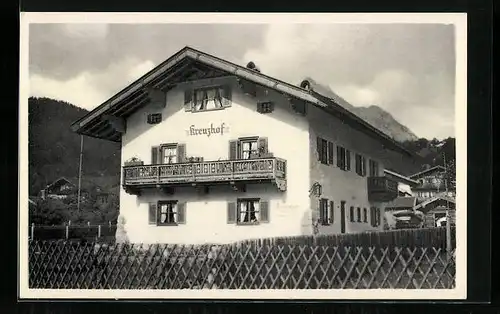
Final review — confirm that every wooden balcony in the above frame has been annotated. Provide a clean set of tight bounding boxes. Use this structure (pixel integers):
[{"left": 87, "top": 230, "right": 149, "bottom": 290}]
[
  {"left": 123, "top": 157, "right": 287, "bottom": 195},
  {"left": 367, "top": 176, "right": 399, "bottom": 202}
]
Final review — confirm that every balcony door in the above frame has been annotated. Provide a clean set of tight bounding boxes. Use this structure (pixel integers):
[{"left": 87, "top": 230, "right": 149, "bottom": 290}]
[{"left": 161, "top": 145, "right": 178, "bottom": 164}]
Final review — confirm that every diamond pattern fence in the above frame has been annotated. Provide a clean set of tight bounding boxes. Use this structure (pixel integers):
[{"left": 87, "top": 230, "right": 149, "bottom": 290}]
[{"left": 29, "top": 240, "right": 455, "bottom": 289}]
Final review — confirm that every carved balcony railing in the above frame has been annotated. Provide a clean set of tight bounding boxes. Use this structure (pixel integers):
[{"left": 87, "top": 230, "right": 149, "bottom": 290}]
[
  {"left": 367, "top": 176, "right": 399, "bottom": 202},
  {"left": 123, "top": 157, "right": 287, "bottom": 193}
]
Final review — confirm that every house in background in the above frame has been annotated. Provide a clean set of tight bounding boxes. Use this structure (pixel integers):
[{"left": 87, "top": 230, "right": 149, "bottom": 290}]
[
  {"left": 383, "top": 196, "right": 421, "bottom": 230},
  {"left": 71, "top": 46, "right": 416, "bottom": 245},
  {"left": 39, "top": 177, "right": 78, "bottom": 200},
  {"left": 409, "top": 165, "right": 455, "bottom": 201},
  {"left": 413, "top": 195, "right": 456, "bottom": 227}
]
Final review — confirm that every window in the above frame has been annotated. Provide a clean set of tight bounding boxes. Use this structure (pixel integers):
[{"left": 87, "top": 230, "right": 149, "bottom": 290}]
[
  {"left": 317, "top": 137, "right": 334, "bottom": 165},
  {"left": 319, "top": 198, "right": 334, "bottom": 225},
  {"left": 257, "top": 101, "right": 275, "bottom": 114},
  {"left": 161, "top": 145, "right": 178, "bottom": 164},
  {"left": 349, "top": 206, "right": 355, "bottom": 222},
  {"left": 158, "top": 201, "right": 178, "bottom": 225},
  {"left": 355, "top": 154, "right": 367, "bottom": 176},
  {"left": 149, "top": 201, "right": 186, "bottom": 226},
  {"left": 229, "top": 137, "right": 269, "bottom": 160},
  {"left": 240, "top": 138, "right": 259, "bottom": 160},
  {"left": 337, "top": 146, "right": 351, "bottom": 171},
  {"left": 357, "top": 207, "right": 362, "bottom": 222},
  {"left": 147, "top": 113, "right": 162, "bottom": 124},
  {"left": 363, "top": 208, "right": 368, "bottom": 223},
  {"left": 226, "top": 199, "right": 270, "bottom": 225},
  {"left": 194, "top": 86, "right": 225, "bottom": 111},
  {"left": 369, "top": 159, "right": 379, "bottom": 177}
]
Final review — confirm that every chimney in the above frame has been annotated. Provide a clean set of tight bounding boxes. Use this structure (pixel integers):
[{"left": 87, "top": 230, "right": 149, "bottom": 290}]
[{"left": 246, "top": 61, "right": 260, "bottom": 73}]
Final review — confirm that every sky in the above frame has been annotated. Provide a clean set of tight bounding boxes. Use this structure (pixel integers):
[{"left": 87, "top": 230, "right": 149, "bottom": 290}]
[{"left": 28, "top": 22, "right": 456, "bottom": 140}]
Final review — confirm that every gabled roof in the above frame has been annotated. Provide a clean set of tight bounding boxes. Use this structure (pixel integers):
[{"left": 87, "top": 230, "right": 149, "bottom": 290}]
[
  {"left": 71, "top": 46, "right": 414, "bottom": 157},
  {"left": 384, "top": 169, "right": 419, "bottom": 186},
  {"left": 413, "top": 195, "right": 456, "bottom": 211},
  {"left": 45, "top": 177, "right": 75, "bottom": 190},
  {"left": 409, "top": 165, "right": 446, "bottom": 179},
  {"left": 385, "top": 197, "right": 417, "bottom": 209}
]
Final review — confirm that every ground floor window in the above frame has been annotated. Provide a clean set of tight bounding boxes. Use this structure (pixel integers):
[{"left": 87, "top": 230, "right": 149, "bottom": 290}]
[
  {"left": 149, "top": 200, "right": 186, "bottom": 225},
  {"left": 227, "top": 199, "right": 270, "bottom": 225}
]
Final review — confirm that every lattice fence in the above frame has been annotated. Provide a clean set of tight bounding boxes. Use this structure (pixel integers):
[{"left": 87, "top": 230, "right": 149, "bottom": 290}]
[{"left": 29, "top": 240, "right": 455, "bottom": 289}]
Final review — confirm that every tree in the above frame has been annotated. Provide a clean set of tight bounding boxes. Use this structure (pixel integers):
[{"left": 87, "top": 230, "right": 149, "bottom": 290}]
[{"left": 443, "top": 158, "right": 456, "bottom": 190}]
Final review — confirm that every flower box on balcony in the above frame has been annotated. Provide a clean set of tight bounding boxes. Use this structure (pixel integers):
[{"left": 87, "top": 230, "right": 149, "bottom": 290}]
[{"left": 124, "top": 158, "right": 144, "bottom": 167}]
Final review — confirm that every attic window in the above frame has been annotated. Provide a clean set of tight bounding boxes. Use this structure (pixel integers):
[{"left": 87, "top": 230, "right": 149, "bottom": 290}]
[
  {"left": 257, "top": 101, "right": 274, "bottom": 114},
  {"left": 147, "top": 113, "right": 162, "bottom": 124}
]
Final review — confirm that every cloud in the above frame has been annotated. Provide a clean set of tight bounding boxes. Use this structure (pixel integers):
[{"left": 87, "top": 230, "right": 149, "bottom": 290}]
[
  {"left": 243, "top": 23, "right": 455, "bottom": 139},
  {"left": 30, "top": 58, "right": 157, "bottom": 110},
  {"left": 28, "top": 22, "right": 456, "bottom": 139}
]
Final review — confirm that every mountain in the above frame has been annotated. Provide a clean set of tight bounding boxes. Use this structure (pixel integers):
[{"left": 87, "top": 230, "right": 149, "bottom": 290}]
[
  {"left": 303, "top": 77, "right": 419, "bottom": 143},
  {"left": 28, "top": 97, "right": 121, "bottom": 196}
]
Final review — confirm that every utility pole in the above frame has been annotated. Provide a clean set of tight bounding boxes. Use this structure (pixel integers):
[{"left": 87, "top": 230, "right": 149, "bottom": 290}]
[
  {"left": 77, "top": 135, "right": 84, "bottom": 211},
  {"left": 443, "top": 151, "right": 452, "bottom": 257}
]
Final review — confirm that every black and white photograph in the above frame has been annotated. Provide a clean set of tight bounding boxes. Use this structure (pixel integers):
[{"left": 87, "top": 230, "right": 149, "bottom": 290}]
[{"left": 19, "top": 13, "right": 467, "bottom": 299}]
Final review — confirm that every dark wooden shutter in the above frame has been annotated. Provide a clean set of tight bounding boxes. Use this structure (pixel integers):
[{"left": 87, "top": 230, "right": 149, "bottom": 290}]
[
  {"left": 328, "top": 142, "right": 334, "bottom": 165},
  {"left": 329, "top": 200, "right": 334, "bottom": 224},
  {"left": 376, "top": 208, "right": 381, "bottom": 226},
  {"left": 362, "top": 157, "right": 367, "bottom": 176},
  {"left": 357, "top": 207, "right": 361, "bottom": 222},
  {"left": 317, "top": 137, "right": 323, "bottom": 161},
  {"left": 223, "top": 85, "right": 232, "bottom": 107},
  {"left": 257, "top": 137, "right": 269, "bottom": 155},
  {"left": 151, "top": 146, "right": 160, "bottom": 164},
  {"left": 229, "top": 140, "right": 238, "bottom": 160},
  {"left": 363, "top": 208, "right": 367, "bottom": 223},
  {"left": 350, "top": 206, "right": 354, "bottom": 222},
  {"left": 177, "top": 144, "right": 186, "bottom": 163},
  {"left": 346, "top": 149, "right": 351, "bottom": 171},
  {"left": 148, "top": 203, "right": 157, "bottom": 225},
  {"left": 177, "top": 202, "right": 186, "bottom": 224},
  {"left": 227, "top": 202, "right": 236, "bottom": 224},
  {"left": 336, "top": 146, "right": 342, "bottom": 167},
  {"left": 319, "top": 198, "right": 327, "bottom": 225},
  {"left": 184, "top": 88, "right": 193, "bottom": 111},
  {"left": 260, "top": 200, "right": 269, "bottom": 223}
]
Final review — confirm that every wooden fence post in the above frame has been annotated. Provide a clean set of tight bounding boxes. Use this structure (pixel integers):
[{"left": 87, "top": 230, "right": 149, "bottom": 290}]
[{"left": 31, "top": 223, "right": 35, "bottom": 240}]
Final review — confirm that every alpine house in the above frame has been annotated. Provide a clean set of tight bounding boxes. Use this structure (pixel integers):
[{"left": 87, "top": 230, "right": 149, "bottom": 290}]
[{"left": 71, "top": 46, "right": 416, "bottom": 244}]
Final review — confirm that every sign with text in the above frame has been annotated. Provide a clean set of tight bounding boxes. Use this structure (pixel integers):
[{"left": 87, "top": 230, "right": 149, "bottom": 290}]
[{"left": 187, "top": 123, "right": 229, "bottom": 137}]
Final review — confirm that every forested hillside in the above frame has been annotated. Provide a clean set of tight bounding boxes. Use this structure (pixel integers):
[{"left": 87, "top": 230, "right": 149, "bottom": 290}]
[{"left": 28, "top": 97, "right": 121, "bottom": 196}]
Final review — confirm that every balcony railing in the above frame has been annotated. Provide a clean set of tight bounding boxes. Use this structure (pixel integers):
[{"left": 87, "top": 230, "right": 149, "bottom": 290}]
[
  {"left": 123, "top": 157, "right": 287, "bottom": 191},
  {"left": 367, "top": 176, "right": 399, "bottom": 202}
]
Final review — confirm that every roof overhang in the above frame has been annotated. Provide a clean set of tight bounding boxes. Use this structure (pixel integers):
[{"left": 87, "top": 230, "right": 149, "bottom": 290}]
[
  {"left": 409, "top": 165, "right": 446, "bottom": 179},
  {"left": 384, "top": 169, "right": 419, "bottom": 186},
  {"left": 414, "top": 195, "right": 456, "bottom": 210},
  {"left": 71, "top": 46, "right": 415, "bottom": 157}
]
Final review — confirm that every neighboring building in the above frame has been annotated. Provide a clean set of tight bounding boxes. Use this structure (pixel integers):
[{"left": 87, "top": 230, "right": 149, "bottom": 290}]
[
  {"left": 383, "top": 196, "right": 421, "bottom": 230},
  {"left": 71, "top": 46, "right": 416, "bottom": 244},
  {"left": 413, "top": 195, "right": 456, "bottom": 228},
  {"left": 385, "top": 196, "right": 417, "bottom": 212},
  {"left": 409, "top": 165, "right": 456, "bottom": 201},
  {"left": 39, "top": 177, "right": 78, "bottom": 200},
  {"left": 384, "top": 169, "right": 419, "bottom": 197}
]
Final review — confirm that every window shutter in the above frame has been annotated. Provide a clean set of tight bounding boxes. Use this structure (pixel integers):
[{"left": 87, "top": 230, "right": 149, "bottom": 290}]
[
  {"left": 376, "top": 208, "right": 381, "bottom": 226},
  {"left": 329, "top": 200, "right": 334, "bottom": 224},
  {"left": 317, "top": 137, "right": 323, "bottom": 161},
  {"left": 257, "top": 137, "right": 269, "bottom": 155},
  {"left": 327, "top": 142, "right": 334, "bottom": 165},
  {"left": 362, "top": 157, "right": 367, "bottom": 176},
  {"left": 260, "top": 200, "right": 269, "bottom": 223},
  {"left": 350, "top": 206, "right": 354, "bottom": 222},
  {"left": 229, "top": 140, "right": 238, "bottom": 160},
  {"left": 357, "top": 207, "right": 361, "bottom": 222},
  {"left": 363, "top": 208, "right": 367, "bottom": 223},
  {"left": 227, "top": 202, "right": 236, "bottom": 224},
  {"left": 319, "top": 198, "right": 328, "bottom": 225},
  {"left": 223, "top": 85, "right": 232, "bottom": 107},
  {"left": 184, "top": 89, "right": 193, "bottom": 111},
  {"left": 177, "top": 202, "right": 186, "bottom": 224},
  {"left": 177, "top": 144, "right": 186, "bottom": 163},
  {"left": 370, "top": 207, "right": 375, "bottom": 227},
  {"left": 151, "top": 146, "right": 160, "bottom": 164},
  {"left": 148, "top": 203, "right": 157, "bottom": 225},
  {"left": 346, "top": 150, "right": 351, "bottom": 171},
  {"left": 336, "top": 146, "right": 342, "bottom": 168}
]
